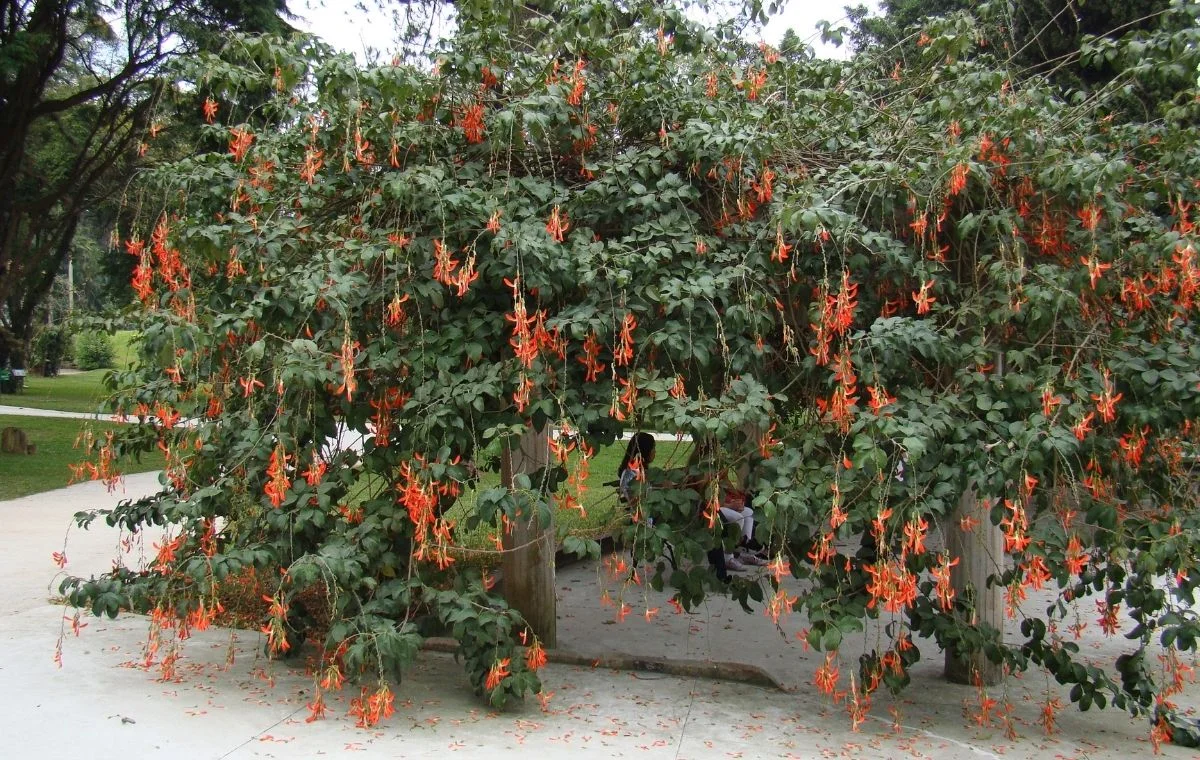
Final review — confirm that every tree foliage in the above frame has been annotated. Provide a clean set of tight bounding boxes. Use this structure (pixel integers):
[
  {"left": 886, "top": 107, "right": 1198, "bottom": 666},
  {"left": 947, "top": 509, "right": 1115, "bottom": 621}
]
[
  {"left": 59, "top": 0, "right": 1200, "bottom": 738},
  {"left": 0, "top": 0, "right": 292, "bottom": 367}
]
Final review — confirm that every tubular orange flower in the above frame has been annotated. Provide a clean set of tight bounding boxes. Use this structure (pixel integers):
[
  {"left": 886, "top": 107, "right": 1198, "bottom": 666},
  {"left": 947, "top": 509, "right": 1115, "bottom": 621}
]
[
  {"left": 1040, "top": 385, "right": 1064, "bottom": 417},
  {"left": 947, "top": 162, "right": 969, "bottom": 196},
  {"left": 613, "top": 312, "right": 636, "bottom": 367},
  {"left": 1091, "top": 368, "right": 1122, "bottom": 423},
  {"left": 456, "top": 101, "right": 486, "bottom": 144},
  {"left": 1064, "top": 535, "right": 1089, "bottom": 576},
  {"left": 1072, "top": 411, "right": 1095, "bottom": 440},
  {"left": 264, "top": 444, "right": 292, "bottom": 508},
  {"left": 1081, "top": 254, "right": 1112, "bottom": 289},
  {"left": 202, "top": 97, "right": 219, "bottom": 123},
  {"left": 771, "top": 225, "right": 792, "bottom": 262},
  {"left": 525, "top": 640, "right": 548, "bottom": 671},
  {"left": 867, "top": 385, "right": 896, "bottom": 415},
  {"left": 546, "top": 205, "right": 570, "bottom": 242},
  {"left": 485, "top": 658, "right": 511, "bottom": 691},
  {"left": 932, "top": 552, "right": 959, "bottom": 610},
  {"left": 228, "top": 127, "right": 254, "bottom": 162},
  {"left": 912, "top": 279, "right": 936, "bottom": 315},
  {"left": 816, "top": 653, "right": 844, "bottom": 691},
  {"left": 486, "top": 209, "right": 502, "bottom": 233}
]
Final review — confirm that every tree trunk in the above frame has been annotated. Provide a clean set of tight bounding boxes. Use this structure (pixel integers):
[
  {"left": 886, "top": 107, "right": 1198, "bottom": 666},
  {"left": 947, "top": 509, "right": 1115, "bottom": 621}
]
[
  {"left": 943, "top": 486, "right": 1005, "bottom": 685},
  {"left": 500, "top": 424, "right": 556, "bottom": 647}
]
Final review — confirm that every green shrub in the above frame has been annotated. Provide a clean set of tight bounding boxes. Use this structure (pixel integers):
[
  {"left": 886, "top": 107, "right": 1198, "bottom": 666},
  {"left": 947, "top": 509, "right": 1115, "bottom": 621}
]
[
  {"left": 73, "top": 331, "right": 115, "bottom": 370},
  {"left": 31, "top": 325, "right": 71, "bottom": 375}
]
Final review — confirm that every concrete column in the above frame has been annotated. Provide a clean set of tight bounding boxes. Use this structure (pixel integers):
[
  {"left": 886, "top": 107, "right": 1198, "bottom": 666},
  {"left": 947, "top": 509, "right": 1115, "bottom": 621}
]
[
  {"left": 943, "top": 486, "right": 1005, "bottom": 685},
  {"left": 501, "top": 424, "right": 556, "bottom": 647}
]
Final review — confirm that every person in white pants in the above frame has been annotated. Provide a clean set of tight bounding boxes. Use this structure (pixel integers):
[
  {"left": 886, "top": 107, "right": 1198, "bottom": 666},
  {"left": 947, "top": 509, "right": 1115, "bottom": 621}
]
[{"left": 719, "top": 491, "right": 765, "bottom": 570}]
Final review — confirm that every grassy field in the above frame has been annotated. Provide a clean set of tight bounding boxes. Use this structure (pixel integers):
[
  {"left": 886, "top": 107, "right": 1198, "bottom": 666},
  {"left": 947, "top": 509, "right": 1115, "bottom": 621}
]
[
  {"left": 0, "top": 330, "right": 138, "bottom": 414},
  {"left": 2, "top": 370, "right": 113, "bottom": 414},
  {"left": 110, "top": 329, "right": 139, "bottom": 370},
  {"left": 0, "top": 414, "right": 163, "bottom": 501},
  {"left": 448, "top": 436, "right": 694, "bottom": 559}
]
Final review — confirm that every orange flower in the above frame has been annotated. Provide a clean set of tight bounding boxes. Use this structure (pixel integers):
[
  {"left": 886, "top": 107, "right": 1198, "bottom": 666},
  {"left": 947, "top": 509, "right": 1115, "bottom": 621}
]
[
  {"left": 771, "top": 225, "right": 792, "bottom": 263},
  {"left": 485, "top": 657, "right": 511, "bottom": 691},
  {"left": 613, "top": 312, "right": 636, "bottom": 367},
  {"left": 1040, "top": 385, "right": 1063, "bottom": 417},
  {"left": 1064, "top": 535, "right": 1088, "bottom": 576},
  {"left": 867, "top": 385, "right": 896, "bottom": 415},
  {"left": 486, "top": 209, "right": 502, "bottom": 233},
  {"left": 947, "top": 162, "right": 969, "bottom": 197},
  {"left": 546, "top": 205, "right": 570, "bottom": 242},
  {"left": 1091, "top": 368, "right": 1122, "bottom": 423},
  {"left": 264, "top": 445, "right": 292, "bottom": 508},
  {"left": 456, "top": 101, "right": 486, "bottom": 144},
  {"left": 912, "top": 279, "right": 936, "bottom": 315},
  {"left": 814, "top": 652, "right": 840, "bottom": 696},
  {"left": 932, "top": 552, "right": 959, "bottom": 610},
  {"left": 202, "top": 97, "right": 219, "bottom": 124},
  {"left": 578, "top": 330, "right": 606, "bottom": 382},
  {"left": 1081, "top": 254, "right": 1112, "bottom": 289},
  {"left": 1072, "top": 411, "right": 1095, "bottom": 440},
  {"left": 228, "top": 127, "right": 253, "bottom": 162}
]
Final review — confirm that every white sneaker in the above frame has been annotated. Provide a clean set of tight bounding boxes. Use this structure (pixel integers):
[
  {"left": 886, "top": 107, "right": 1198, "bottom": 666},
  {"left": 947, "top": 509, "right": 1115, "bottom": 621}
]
[
  {"left": 738, "top": 552, "right": 767, "bottom": 566},
  {"left": 725, "top": 555, "right": 747, "bottom": 572}
]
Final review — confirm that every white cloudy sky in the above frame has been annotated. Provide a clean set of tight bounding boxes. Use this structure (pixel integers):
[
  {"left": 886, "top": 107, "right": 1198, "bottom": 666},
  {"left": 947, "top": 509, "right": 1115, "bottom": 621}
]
[{"left": 294, "top": 1, "right": 881, "bottom": 62}]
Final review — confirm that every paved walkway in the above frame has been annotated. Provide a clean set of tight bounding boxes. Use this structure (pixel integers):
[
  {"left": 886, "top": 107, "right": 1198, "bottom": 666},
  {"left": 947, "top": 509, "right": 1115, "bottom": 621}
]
[{"left": 0, "top": 422, "right": 1196, "bottom": 757}]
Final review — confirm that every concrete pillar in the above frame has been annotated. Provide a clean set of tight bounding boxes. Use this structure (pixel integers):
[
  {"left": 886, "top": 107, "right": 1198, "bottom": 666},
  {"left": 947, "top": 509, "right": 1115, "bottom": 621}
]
[
  {"left": 943, "top": 486, "right": 1005, "bottom": 685},
  {"left": 501, "top": 424, "right": 556, "bottom": 647}
]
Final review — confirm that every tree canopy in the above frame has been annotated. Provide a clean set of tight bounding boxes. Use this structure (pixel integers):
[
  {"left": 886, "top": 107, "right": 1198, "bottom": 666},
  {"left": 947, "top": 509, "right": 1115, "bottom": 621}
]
[
  {"left": 60, "top": 0, "right": 1200, "bottom": 741},
  {"left": 0, "top": 0, "right": 292, "bottom": 367}
]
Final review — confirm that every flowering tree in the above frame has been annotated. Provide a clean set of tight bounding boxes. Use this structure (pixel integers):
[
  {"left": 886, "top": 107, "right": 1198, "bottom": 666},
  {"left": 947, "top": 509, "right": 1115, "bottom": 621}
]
[{"left": 60, "top": 0, "right": 1200, "bottom": 742}]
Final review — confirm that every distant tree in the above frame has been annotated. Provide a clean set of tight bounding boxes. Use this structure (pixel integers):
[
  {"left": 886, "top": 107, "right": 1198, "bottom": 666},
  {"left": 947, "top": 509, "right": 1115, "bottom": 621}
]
[
  {"left": 846, "top": 0, "right": 1194, "bottom": 117},
  {"left": 0, "top": 0, "right": 293, "bottom": 368}
]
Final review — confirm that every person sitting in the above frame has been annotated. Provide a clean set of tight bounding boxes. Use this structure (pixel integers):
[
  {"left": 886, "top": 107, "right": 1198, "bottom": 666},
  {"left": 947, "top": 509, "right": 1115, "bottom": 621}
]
[{"left": 617, "top": 432, "right": 736, "bottom": 581}]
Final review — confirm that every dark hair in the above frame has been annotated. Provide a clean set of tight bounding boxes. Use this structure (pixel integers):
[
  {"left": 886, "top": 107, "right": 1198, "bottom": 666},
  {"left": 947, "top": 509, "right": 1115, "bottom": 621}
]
[{"left": 618, "top": 432, "right": 656, "bottom": 476}]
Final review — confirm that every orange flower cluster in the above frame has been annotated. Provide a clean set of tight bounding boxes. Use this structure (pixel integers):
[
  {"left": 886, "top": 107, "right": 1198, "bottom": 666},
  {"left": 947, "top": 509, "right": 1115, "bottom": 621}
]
[
  {"left": 456, "top": 101, "right": 486, "bottom": 144},
  {"left": 1091, "top": 367, "right": 1122, "bottom": 423},
  {"left": 264, "top": 444, "right": 292, "bottom": 507},
  {"left": 260, "top": 593, "right": 290, "bottom": 655},
  {"left": 70, "top": 428, "right": 121, "bottom": 490},
  {"left": 932, "top": 552, "right": 959, "bottom": 610},
  {"left": 578, "top": 330, "right": 606, "bottom": 382},
  {"left": 546, "top": 204, "right": 570, "bottom": 242},
  {"left": 202, "top": 97, "right": 219, "bottom": 123},
  {"left": 810, "top": 270, "right": 858, "bottom": 366},
  {"left": 300, "top": 146, "right": 324, "bottom": 184},
  {"left": 613, "top": 312, "right": 636, "bottom": 367},
  {"left": 370, "top": 387, "right": 409, "bottom": 447},
  {"left": 742, "top": 67, "right": 767, "bottom": 100},
  {"left": 864, "top": 559, "right": 918, "bottom": 614},
  {"left": 349, "top": 683, "right": 396, "bottom": 728},
  {"left": 1119, "top": 425, "right": 1150, "bottom": 469},
  {"left": 565, "top": 59, "right": 586, "bottom": 106},
  {"left": 228, "top": 126, "right": 254, "bottom": 161},
  {"left": 947, "top": 162, "right": 969, "bottom": 197},
  {"left": 484, "top": 657, "right": 511, "bottom": 691}
]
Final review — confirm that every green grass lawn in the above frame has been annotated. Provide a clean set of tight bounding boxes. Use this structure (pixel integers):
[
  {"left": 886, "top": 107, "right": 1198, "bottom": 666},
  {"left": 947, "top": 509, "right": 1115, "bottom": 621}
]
[
  {"left": 2, "top": 370, "right": 113, "bottom": 414},
  {"left": 0, "top": 414, "right": 164, "bottom": 501},
  {"left": 447, "top": 436, "right": 694, "bottom": 561},
  {"left": 111, "top": 329, "right": 139, "bottom": 370},
  {"left": 0, "top": 330, "right": 139, "bottom": 414}
]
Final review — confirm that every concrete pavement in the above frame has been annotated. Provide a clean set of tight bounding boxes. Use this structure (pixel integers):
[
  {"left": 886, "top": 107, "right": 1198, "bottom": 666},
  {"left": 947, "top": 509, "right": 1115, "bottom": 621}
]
[{"left": 1, "top": 470, "right": 1197, "bottom": 759}]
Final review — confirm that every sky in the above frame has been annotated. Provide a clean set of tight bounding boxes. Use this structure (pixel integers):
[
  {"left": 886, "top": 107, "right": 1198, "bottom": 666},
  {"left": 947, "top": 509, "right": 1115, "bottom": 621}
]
[{"left": 293, "top": 1, "right": 881, "bottom": 63}]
